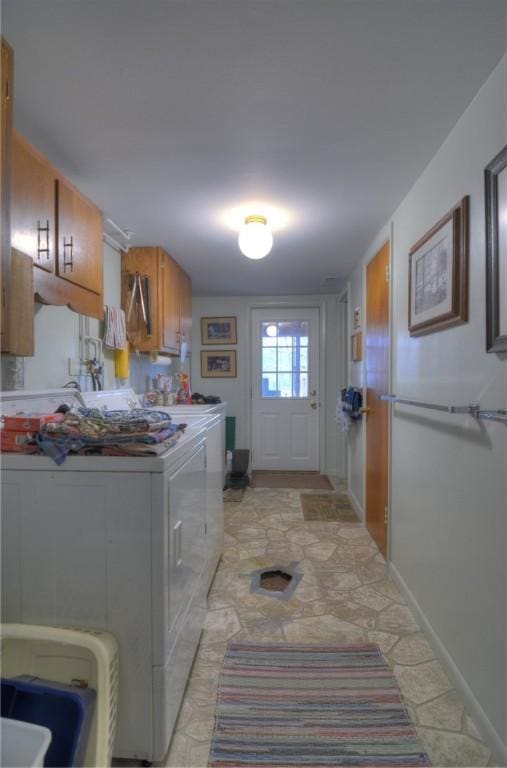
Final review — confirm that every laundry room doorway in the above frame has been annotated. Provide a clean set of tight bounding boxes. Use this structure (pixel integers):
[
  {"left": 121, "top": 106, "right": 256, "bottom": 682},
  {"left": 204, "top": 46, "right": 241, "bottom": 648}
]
[{"left": 251, "top": 307, "right": 320, "bottom": 471}]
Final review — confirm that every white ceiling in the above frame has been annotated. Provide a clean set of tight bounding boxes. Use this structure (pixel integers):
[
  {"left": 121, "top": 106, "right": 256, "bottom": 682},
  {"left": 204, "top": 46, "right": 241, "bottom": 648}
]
[{"left": 3, "top": 0, "right": 506, "bottom": 296}]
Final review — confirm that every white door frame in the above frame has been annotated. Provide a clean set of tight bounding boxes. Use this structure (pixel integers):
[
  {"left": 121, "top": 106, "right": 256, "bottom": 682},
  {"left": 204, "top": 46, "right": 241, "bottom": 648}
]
[{"left": 245, "top": 298, "right": 329, "bottom": 474}]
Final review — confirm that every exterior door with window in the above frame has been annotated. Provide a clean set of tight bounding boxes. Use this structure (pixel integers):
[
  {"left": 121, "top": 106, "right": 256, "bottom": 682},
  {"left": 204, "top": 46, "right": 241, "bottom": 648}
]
[{"left": 251, "top": 307, "right": 320, "bottom": 470}]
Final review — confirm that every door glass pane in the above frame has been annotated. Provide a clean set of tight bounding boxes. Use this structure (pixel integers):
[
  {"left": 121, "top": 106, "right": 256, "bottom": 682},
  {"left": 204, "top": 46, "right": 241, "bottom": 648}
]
[
  {"left": 261, "top": 322, "right": 278, "bottom": 346},
  {"left": 277, "top": 332, "right": 292, "bottom": 346},
  {"left": 262, "top": 348, "right": 276, "bottom": 371},
  {"left": 277, "top": 347, "right": 292, "bottom": 371},
  {"left": 294, "top": 373, "right": 308, "bottom": 398},
  {"left": 259, "top": 319, "right": 311, "bottom": 399},
  {"left": 277, "top": 373, "right": 293, "bottom": 398},
  {"left": 262, "top": 373, "right": 278, "bottom": 397}
]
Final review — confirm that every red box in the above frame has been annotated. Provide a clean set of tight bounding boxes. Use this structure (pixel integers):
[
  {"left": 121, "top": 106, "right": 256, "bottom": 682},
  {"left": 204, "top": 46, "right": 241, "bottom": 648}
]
[
  {"left": 1, "top": 430, "right": 38, "bottom": 452},
  {"left": 2, "top": 413, "right": 64, "bottom": 432}
]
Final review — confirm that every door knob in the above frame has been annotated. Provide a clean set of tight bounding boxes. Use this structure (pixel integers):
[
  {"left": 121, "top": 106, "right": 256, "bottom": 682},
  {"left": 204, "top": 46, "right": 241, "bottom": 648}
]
[
  {"left": 310, "top": 389, "right": 317, "bottom": 397},
  {"left": 359, "top": 406, "right": 371, "bottom": 414},
  {"left": 310, "top": 402, "right": 318, "bottom": 410}
]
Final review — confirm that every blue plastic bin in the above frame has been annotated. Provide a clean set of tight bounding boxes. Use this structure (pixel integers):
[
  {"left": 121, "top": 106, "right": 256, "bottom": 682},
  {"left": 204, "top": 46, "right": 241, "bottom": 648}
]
[{"left": 1, "top": 676, "right": 96, "bottom": 767}]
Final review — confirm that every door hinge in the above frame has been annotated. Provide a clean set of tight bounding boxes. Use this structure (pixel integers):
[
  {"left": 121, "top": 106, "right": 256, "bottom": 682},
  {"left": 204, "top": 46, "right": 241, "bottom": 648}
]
[
  {"left": 384, "top": 507, "right": 388, "bottom": 526},
  {"left": 385, "top": 265, "right": 390, "bottom": 284}
]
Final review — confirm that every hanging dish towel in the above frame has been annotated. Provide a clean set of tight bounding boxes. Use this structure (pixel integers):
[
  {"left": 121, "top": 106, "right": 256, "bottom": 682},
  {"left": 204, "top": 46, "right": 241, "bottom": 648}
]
[{"left": 104, "top": 305, "right": 127, "bottom": 350}]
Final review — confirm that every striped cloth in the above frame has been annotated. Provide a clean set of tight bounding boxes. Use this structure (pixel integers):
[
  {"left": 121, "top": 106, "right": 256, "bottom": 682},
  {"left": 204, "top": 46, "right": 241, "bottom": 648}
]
[{"left": 209, "top": 643, "right": 430, "bottom": 767}]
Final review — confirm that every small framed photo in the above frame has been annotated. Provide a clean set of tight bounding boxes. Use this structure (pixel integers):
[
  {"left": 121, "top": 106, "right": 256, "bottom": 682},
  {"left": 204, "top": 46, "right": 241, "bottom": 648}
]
[
  {"left": 201, "top": 316, "right": 237, "bottom": 345},
  {"left": 201, "top": 350, "right": 237, "bottom": 378},
  {"left": 485, "top": 144, "right": 507, "bottom": 352},
  {"left": 409, "top": 196, "right": 469, "bottom": 336},
  {"left": 351, "top": 331, "right": 362, "bottom": 362}
]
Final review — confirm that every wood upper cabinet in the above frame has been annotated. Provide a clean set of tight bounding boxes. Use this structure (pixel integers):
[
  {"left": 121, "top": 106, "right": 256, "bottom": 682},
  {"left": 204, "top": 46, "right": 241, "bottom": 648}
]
[
  {"left": 11, "top": 132, "right": 55, "bottom": 273},
  {"left": 179, "top": 268, "right": 192, "bottom": 351},
  {"left": 122, "top": 246, "right": 192, "bottom": 356},
  {"left": 10, "top": 131, "right": 103, "bottom": 319},
  {"left": 161, "top": 252, "right": 181, "bottom": 353},
  {"left": 56, "top": 177, "right": 102, "bottom": 294}
]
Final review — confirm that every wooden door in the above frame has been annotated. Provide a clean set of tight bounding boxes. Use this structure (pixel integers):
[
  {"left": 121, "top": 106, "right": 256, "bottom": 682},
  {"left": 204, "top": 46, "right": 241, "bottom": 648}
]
[
  {"left": 251, "top": 307, "right": 320, "bottom": 470},
  {"left": 1, "top": 38, "right": 13, "bottom": 351},
  {"left": 160, "top": 251, "right": 180, "bottom": 353},
  {"left": 11, "top": 132, "right": 55, "bottom": 274},
  {"left": 365, "top": 241, "right": 390, "bottom": 557},
  {"left": 178, "top": 268, "right": 192, "bottom": 352},
  {"left": 56, "top": 177, "right": 102, "bottom": 294}
]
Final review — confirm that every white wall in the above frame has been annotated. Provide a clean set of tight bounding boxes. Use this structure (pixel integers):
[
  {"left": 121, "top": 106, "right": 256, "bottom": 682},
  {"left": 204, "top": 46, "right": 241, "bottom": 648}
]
[
  {"left": 12, "top": 241, "right": 122, "bottom": 391},
  {"left": 347, "top": 55, "right": 507, "bottom": 761},
  {"left": 191, "top": 294, "right": 345, "bottom": 477}
]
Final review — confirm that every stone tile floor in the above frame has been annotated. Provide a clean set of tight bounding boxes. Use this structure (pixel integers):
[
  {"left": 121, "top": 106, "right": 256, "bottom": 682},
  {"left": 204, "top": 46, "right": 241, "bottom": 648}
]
[{"left": 159, "top": 487, "right": 493, "bottom": 768}]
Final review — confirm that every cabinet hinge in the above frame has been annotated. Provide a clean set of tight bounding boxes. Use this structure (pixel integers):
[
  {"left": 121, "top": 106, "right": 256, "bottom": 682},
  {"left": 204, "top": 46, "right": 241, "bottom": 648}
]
[
  {"left": 385, "top": 265, "right": 390, "bottom": 284},
  {"left": 384, "top": 507, "right": 388, "bottom": 526}
]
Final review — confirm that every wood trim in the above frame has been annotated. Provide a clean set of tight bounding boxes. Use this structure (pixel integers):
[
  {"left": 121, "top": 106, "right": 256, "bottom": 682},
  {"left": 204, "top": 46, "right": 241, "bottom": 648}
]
[
  {"left": 34, "top": 268, "right": 104, "bottom": 319},
  {"left": 1, "top": 38, "right": 14, "bottom": 350},
  {"left": 408, "top": 196, "right": 469, "bottom": 337}
]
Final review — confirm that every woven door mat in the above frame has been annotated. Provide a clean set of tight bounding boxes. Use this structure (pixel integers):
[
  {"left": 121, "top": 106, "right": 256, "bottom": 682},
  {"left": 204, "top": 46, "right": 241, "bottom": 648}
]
[
  {"left": 251, "top": 471, "right": 333, "bottom": 490},
  {"left": 300, "top": 492, "right": 359, "bottom": 521}
]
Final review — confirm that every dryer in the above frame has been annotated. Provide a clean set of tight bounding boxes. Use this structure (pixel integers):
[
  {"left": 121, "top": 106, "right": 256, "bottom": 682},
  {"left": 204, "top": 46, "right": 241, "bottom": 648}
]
[{"left": 1, "top": 389, "right": 209, "bottom": 762}]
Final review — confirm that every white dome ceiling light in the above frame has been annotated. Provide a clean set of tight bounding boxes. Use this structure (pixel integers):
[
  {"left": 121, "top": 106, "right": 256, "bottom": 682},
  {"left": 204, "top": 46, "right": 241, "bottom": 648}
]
[{"left": 238, "top": 215, "right": 273, "bottom": 260}]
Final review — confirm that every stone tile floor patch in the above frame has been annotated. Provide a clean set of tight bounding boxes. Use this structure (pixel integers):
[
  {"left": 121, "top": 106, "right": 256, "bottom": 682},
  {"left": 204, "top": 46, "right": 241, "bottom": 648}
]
[{"left": 246, "top": 561, "right": 303, "bottom": 600}]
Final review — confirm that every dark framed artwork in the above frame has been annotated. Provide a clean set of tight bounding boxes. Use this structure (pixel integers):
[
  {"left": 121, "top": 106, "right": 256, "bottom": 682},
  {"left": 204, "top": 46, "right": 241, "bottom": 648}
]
[
  {"left": 408, "top": 196, "right": 469, "bottom": 336},
  {"left": 201, "top": 350, "right": 237, "bottom": 378},
  {"left": 201, "top": 316, "right": 237, "bottom": 345},
  {"left": 485, "top": 144, "right": 507, "bottom": 353}
]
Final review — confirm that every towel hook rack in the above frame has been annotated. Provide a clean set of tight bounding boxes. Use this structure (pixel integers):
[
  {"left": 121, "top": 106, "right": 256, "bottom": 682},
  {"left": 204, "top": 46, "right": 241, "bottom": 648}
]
[{"left": 381, "top": 395, "right": 507, "bottom": 423}]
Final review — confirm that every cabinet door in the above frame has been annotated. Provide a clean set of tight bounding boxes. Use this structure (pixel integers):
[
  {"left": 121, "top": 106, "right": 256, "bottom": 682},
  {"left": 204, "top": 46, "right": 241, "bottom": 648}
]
[
  {"left": 160, "top": 251, "right": 180, "bottom": 353},
  {"left": 56, "top": 178, "right": 102, "bottom": 294},
  {"left": 179, "top": 268, "right": 192, "bottom": 352},
  {"left": 122, "top": 246, "right": 160, "bottom": 352},
  {"left": 11, "top": 132, "right": 55, "bottom": 274}
]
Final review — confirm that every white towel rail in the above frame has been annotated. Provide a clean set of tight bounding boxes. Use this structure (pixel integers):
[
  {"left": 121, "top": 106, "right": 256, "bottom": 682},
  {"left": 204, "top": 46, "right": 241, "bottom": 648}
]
[{"left": 381, "top": 394, "right": 507, "bottom": 423}]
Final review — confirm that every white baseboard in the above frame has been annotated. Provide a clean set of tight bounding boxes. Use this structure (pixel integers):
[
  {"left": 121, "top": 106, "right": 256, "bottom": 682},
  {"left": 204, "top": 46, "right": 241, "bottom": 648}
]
[
  {"left": 389, "top": 562, "right": 507, "bottom": 766},
  {"left": 346, "top": 487, "right": 364, "bottom": 522}
]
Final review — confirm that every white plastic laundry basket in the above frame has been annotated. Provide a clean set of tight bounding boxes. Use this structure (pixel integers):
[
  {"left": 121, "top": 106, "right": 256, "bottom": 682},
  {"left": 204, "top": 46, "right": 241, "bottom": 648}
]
[
  {"left": 1, "top": 717, "right": 52, "bottom": 767},
  {"left": 1, "top": 624, "right": 119, "bottom": 767}
]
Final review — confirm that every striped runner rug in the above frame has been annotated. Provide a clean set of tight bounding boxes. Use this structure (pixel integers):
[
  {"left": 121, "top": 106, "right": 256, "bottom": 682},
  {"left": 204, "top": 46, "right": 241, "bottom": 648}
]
[{"left": 208, "top": 642, "right": 431, "bottom": 767}]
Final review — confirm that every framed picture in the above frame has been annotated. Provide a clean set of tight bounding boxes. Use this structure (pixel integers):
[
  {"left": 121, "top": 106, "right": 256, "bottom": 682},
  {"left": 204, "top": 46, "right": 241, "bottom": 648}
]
[
  {"left": 351, "top": 331, "right": 362, "bottom": 362},
  {"left": 201, "top": 350, "right": 237, "bottom": 378},
  {"left": 201, "top": 316, "right": 237, "bottom": 345},
  {"left": 408, "top": 196, "right": 469, "bottom": 336},
  {"left": 485, "top": 144, "right": 507, "bottom": 352}
]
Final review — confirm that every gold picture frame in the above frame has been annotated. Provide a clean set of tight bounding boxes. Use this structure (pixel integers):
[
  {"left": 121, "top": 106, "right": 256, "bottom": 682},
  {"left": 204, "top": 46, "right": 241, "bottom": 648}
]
[
  {"left": 201, "top": 316, "right": 237, "bottom": 345},
  {"left": 201, "top": 350, "right": 237, "bottom": 378},
  {"left": 351, "top": 331, "right": 362, "bottom": 362},
  {"left": 408, "top": 197, "right": 469, "bottom": 336}
]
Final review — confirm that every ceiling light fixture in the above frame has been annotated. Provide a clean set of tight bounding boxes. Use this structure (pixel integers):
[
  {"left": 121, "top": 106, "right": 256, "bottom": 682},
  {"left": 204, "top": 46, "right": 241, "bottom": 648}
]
[{"left": 238, "top": 215, "right": 273, "bottom": 260}]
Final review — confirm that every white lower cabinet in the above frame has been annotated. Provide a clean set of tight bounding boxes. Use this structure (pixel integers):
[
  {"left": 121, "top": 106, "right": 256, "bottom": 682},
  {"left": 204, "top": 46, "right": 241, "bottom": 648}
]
[{"left": 1, "top": 435, "right": 208, "bottom": 762}]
